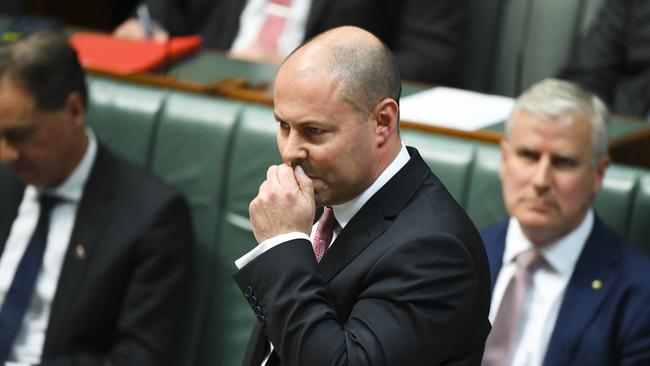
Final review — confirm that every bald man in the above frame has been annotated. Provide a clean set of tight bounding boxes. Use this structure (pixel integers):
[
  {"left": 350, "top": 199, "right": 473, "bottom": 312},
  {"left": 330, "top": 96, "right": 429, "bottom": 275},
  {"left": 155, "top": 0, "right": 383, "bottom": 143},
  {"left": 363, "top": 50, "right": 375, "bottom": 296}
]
[{"left": 233, "top": 26, "right": 491, "bottom": 366}]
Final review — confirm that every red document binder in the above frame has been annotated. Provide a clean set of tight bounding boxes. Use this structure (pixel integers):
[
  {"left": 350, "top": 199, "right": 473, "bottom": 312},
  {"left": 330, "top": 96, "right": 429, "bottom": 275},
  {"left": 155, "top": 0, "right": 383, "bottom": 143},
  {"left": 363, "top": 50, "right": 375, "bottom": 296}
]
[{"left": 69, "top": 32, "right": 202, "bottom": 73}]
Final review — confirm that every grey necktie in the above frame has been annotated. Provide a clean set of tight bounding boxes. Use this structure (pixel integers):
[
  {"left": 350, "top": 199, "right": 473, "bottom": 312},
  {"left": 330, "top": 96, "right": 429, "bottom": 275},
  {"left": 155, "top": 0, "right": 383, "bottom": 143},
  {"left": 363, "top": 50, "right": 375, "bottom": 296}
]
[{"left": 482, "top": 250, "right": 543, "bottom": 366}]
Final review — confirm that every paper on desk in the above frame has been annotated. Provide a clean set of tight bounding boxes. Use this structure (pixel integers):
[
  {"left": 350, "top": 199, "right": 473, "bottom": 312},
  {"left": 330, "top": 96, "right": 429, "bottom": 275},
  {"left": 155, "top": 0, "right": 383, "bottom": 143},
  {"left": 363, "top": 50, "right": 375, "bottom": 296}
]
[{"left": 400, "top": 87, "right": 515, "bottom": 131}]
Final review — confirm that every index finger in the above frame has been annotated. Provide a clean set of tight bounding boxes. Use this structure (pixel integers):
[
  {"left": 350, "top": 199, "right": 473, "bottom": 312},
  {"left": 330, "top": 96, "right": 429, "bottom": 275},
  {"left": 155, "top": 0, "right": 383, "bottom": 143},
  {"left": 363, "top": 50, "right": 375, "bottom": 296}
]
[{"left": 275, "top": 163, "right": 299, "bottom": 191}]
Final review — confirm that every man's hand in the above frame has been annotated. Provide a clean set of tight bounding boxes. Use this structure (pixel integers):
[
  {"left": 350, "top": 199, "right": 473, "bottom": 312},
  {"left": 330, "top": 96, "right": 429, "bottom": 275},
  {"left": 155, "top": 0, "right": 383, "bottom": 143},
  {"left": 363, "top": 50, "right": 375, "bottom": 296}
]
[
  {"left": 249, "top": 165, "right": 315, "bottom": 243},
  {"left": 113, "top": 18, "right": 169, "bottom": 43}
]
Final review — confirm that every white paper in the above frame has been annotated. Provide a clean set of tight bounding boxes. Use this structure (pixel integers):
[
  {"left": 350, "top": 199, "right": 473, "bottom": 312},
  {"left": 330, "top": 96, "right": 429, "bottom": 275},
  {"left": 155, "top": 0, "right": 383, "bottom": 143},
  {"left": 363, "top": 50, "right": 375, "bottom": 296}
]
[{"left": 400, "top": 87, "right": 515, "bottom": 131}]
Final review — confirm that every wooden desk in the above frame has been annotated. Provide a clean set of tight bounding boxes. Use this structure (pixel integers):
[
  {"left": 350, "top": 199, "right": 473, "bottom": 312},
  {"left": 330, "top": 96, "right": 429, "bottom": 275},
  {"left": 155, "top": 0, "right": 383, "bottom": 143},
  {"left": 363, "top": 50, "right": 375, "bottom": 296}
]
[{"left": 40, "top": 42, "right": 650, "bottom": 169}]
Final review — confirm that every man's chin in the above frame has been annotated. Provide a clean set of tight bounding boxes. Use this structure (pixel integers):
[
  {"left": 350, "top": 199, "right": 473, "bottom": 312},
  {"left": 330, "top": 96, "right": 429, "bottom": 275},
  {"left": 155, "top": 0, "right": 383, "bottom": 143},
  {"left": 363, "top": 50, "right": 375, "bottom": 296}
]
[{"left": 517, "top": 211, "right": 558, "bottom": 230}]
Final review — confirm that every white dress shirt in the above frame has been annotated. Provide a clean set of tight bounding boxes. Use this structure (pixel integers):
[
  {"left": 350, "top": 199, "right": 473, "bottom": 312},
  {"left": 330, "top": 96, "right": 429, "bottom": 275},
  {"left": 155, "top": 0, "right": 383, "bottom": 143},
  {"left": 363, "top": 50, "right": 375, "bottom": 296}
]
[
  {"left": 231, "top": 0, "right": 312, "bottom": 57},
  {"left": 0, "top": 129, "right": 97, "bottom": 365},
  {"left": 235, "top": 144, "right": 410, "bottom": 365},
  {"left": 490, "top": 209, "right": 594, "bottom": 366}
]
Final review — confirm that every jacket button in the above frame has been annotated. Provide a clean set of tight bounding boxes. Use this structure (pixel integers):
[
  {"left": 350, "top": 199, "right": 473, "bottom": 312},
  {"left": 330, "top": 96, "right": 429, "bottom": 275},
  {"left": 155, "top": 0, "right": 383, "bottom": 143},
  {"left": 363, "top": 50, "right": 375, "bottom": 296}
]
[{"left": 244, "top": 285, "right": 254, "bottom": 298}]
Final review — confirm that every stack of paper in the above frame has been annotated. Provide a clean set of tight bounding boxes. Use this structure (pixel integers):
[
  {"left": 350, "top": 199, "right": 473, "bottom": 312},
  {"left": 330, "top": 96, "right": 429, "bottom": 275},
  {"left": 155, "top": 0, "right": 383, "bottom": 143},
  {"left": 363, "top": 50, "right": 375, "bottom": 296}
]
[{"left": 400, "top": 87, "right": 514, "bottom": 131}]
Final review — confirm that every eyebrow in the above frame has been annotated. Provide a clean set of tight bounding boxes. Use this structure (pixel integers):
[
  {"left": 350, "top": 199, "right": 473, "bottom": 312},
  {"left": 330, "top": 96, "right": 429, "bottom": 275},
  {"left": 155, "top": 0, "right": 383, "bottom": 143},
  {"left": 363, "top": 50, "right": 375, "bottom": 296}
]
[{"left": 515, "top": 147, "right": 580, "bottom": 163}]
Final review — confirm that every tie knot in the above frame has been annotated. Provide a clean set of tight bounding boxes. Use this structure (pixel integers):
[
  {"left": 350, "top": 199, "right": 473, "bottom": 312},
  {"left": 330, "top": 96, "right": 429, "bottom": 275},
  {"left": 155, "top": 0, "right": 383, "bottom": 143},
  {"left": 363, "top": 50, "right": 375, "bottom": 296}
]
[
  {"left": 516, "top": 249, "right": 543, "bottom": 271},
  {"left": 39, "top": 194, "right": 62, "bottom": 213}
]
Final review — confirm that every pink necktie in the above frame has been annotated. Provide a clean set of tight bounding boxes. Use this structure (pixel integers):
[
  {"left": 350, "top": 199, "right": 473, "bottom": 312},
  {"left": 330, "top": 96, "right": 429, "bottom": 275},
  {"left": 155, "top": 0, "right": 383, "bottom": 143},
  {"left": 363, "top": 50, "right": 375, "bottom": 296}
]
[
  {"left": 312, "top": 207, "right": 337, "bottom": 262},
  {"left": 256, "top": 0, "right": 293, "bottom": 51},
  {"left": 482, "top": 250, "right": 544, "bottom": 366}
]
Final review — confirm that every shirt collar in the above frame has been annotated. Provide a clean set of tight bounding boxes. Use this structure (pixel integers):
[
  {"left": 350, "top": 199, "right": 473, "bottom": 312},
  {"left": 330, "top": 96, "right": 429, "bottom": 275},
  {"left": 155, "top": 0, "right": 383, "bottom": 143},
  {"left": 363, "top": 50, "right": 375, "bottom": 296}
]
[
  {"left": 504, "top": 209, "right": 594, "bottom": 275},
  {"left": 40, "top": 128, "right": 97, "bottom": 203},
  {"left": 331, "top": 143, "right": 410, "bottom": 229}
]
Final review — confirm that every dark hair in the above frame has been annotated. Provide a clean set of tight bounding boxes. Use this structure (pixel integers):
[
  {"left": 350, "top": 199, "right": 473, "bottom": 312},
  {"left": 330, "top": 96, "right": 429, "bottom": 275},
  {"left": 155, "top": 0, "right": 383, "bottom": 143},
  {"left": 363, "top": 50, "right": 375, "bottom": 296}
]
[{"left": 0, "top": 30, "right": 87, "bottom": 110}]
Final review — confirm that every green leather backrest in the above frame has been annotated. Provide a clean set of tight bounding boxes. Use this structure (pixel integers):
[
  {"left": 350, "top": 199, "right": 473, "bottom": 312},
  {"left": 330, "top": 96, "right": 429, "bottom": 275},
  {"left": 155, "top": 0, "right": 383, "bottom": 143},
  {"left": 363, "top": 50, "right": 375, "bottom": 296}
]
[
  {"left": 594, "top": 164, "right": 638, "bottom": 237},
  {"left": 462, "top": 0, "right": 606, "bottom": 96},
  {"left": 149, "top": 92, "right": 242, "bottom": 366},
  {"left": 202, "top": 103, "right": 281, "bottom": 366},
  {"left": 401, "top": 130, "right": 475, "bottom": 206},
  {"left": 628, "top": 173, "right": 650, "bottom": 254},
  {"left": 86, "top": 77, "right": 166, "bottom": 169},
  {"left": 465, "top": 145, "right": 508, "bottom": 229}
]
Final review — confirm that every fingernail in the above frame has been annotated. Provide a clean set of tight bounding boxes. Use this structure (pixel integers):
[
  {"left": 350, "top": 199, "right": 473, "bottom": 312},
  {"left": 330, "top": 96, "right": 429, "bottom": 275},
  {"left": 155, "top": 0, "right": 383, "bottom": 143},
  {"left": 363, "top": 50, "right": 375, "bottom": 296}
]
[{"left": 294, "top": 165, "right": 306, "bottom": 178}]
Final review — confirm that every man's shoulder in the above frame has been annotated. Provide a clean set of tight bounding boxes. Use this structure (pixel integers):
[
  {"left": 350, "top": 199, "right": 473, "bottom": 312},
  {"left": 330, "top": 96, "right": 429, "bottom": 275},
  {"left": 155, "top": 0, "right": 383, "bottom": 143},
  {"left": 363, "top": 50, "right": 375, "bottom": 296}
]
[
  {"left": 578, "top": 218, "right": 650, "bottom": 289},
  {"left": 91, "top": 143, "right": 186, "bottom": 208},
  {"left": 479, "top": 220, "right": 509, "bottom": 246}
]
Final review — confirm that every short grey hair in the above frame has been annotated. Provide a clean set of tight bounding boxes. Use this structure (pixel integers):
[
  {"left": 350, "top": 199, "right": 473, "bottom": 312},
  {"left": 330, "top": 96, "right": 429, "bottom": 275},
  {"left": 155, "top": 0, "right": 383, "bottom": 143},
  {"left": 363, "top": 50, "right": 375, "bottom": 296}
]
[{"left": 506, "top": 78, "right": 610, "bottom": 162}]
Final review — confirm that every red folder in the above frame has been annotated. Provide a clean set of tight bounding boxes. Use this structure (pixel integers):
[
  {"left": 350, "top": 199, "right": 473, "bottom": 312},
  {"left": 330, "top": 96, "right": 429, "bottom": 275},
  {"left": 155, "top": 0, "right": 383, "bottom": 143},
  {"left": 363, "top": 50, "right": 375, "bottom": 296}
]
[{"left": 69, "top": 32, "right": 202, "bottom": 74}]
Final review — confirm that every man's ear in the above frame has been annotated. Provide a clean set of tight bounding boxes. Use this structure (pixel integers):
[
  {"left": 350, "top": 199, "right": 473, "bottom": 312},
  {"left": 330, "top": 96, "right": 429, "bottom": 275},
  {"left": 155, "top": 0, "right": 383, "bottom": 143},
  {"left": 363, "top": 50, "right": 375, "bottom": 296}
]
[
  {"left": 373, "top": 98, "right": 399, "bottom": 146},
  {"left": 498, "top": 139, "right": 509, "bottom": 182},
  {"left": 64, "top": 92, "right": 86, "bottom": 128},
  {"left": 593, "top": 154, "right": 611, "bottom": 193}
]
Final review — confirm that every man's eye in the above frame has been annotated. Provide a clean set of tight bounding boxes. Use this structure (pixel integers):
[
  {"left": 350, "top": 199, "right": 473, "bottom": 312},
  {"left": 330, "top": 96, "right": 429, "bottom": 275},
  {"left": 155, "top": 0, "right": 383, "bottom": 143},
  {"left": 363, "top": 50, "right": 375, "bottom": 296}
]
[
  {"left": 307, "top": 127, "right": 324, "bottom": 135},
  {"left": 551, "top": 156, "right": 579, "bottom": 169},
  {"left": 517, "top": 149, "right": 539, "bottom": 162},
  {"left": 278, "top": 121, "right": 289, "bottom": 129},
  {"left": 5, "top": 127, "right": 36, "bottom": 142}
]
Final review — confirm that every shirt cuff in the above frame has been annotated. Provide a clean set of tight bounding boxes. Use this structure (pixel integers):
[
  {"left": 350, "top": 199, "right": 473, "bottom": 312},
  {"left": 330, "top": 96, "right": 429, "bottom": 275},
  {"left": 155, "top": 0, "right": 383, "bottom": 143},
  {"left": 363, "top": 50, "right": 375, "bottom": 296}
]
[{"left": 234, "top": 232, "right": 311, "bottom": 269}]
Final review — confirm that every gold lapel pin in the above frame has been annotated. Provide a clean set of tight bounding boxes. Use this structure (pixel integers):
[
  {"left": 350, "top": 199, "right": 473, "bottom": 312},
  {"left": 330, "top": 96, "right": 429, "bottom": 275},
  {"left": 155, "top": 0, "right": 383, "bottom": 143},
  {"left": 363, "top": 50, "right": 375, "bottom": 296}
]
[
  {"left": 74, "top": 244, "right": 87, "bottom": 259},
  {"left": 592, "top": 279, "right": 603, "bottom": 290}
]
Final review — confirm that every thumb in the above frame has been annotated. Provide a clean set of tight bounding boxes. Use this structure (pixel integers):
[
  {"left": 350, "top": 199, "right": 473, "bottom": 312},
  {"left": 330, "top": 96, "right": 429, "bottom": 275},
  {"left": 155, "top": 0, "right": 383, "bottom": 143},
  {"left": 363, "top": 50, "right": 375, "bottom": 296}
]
[{"left": 294, "top": 165, "right": 314, "bottom": 199}]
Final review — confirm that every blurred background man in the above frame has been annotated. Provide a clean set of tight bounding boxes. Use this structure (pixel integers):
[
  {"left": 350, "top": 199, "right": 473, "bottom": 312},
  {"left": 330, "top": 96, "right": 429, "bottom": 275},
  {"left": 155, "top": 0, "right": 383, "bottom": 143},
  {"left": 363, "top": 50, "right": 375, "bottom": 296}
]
[
  {"left": 482, "top": 79, "right": 650, "bottom": 366},
  {"left": 0, "top": 31, "right": 192, "bottom": 365},
  {"left": 559, "top": 0, "right": 650, "bottom": 119},
  {"left": 113, "top": 0, "right": 467, "bottom": 85}
]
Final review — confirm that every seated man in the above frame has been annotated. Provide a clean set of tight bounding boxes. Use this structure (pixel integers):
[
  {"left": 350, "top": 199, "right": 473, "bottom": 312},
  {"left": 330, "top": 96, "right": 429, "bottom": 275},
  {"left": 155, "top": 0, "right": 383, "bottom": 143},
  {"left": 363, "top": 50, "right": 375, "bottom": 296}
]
[
  {"left": 0, "top": 31, "right": 193, "bottom": 365},
  {"left": 558, "top": 0, "right": 650, "bottom": 119},
  {"left": 113, "top": 0, "right": 467, "bottom": 85},
  {"left": 482, "top": 78, "right": 650, "bottom": 366},
  {"left": 233, "top": 26, "right": 491, "bottom": 365}
]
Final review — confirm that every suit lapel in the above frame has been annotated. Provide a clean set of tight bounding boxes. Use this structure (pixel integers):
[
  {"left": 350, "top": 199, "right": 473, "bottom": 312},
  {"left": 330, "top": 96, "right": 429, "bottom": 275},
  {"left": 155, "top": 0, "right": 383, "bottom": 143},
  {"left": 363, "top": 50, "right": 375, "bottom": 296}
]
[
  {"left": 543, "top": 217, "right": 620, "bottom": 366},
  {"left": 0, "top": 166, "right": 25, "bottom": 255},
  {"left": 318, "top": 147, "right": 430, "bottom": 282},
  {"left": 483, "top": 223, "right": 508, "bottom": 290},
  {"left": 44, "top": 145, "right": 116, "bottom": 352},
  {"left": 318, "top": 198, "right": 385, "bottom": 282}
]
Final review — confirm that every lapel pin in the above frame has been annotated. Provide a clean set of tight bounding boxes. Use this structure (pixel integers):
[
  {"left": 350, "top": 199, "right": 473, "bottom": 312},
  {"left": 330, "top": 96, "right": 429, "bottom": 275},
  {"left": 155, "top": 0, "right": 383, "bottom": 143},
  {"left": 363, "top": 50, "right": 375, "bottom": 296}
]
[
  {"left": 592, "top": 279, "right": 603, "bottom": 290},
  {"left": 74, "top": 244, "right": 87, "bottom": 259}
]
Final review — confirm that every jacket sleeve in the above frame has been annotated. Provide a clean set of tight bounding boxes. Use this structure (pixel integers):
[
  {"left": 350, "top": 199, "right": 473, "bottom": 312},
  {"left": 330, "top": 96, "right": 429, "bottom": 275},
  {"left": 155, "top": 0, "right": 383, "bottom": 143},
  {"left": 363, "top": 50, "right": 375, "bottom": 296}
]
[{"left": 233, "top": 233, "right": 483, "bottom": 366}]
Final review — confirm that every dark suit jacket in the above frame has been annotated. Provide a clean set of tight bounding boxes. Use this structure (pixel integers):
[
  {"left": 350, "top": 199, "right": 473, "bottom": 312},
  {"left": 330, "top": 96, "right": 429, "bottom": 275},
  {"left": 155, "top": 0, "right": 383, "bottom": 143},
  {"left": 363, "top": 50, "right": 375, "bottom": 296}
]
[
  {"left": 233, "top": 147, "right": 491, "bottom": 366},
  {"left": 558, "top": 0, "right": 650, "bottom": 117},
  {"left": 0, "top": 144, "right": 193, "bottom": 366},
  {"left": 146, "top": 0, "right": 466, "bottom": 85},
  {"left": 482, "top": 217, "right": 650, "bottom": 366}
]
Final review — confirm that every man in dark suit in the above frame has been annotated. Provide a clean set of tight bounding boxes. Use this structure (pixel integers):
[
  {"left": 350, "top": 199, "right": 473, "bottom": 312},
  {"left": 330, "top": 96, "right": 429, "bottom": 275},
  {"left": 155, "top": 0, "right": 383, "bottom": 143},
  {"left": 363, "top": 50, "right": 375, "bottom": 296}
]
[
  {"left": 481, "top": 79, "right": 650, "bottom": 366},
  {"left": 0, "top": 31, "right": 192, "bottom": 365},
  {"left": 233, "top": 26, "right": 491, "bottom": 366},
  {"left": 558, "top": 0, "right": 650, "bottom": 118},
  {"left": 114, "top": 0, "right": 466, "bottom": 85}
]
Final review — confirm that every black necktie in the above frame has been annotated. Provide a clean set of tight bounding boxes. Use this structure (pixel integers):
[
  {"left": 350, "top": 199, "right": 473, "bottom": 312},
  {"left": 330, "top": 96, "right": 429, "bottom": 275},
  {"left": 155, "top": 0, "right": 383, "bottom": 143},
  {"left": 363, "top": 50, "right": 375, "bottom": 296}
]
[{"left": 0, "top": 195, "right": 60, "bottom": 362}]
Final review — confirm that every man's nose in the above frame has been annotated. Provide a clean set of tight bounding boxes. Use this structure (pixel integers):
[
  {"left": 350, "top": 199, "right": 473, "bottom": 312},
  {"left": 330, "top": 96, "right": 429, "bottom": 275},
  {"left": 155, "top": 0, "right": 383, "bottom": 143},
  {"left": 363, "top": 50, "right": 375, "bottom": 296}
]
[
  {"left": 531, "top": 156, "right": 552, "bottom": 193},
  {"left": 279, "top": 132, "right": 307, "bottom": 167}
]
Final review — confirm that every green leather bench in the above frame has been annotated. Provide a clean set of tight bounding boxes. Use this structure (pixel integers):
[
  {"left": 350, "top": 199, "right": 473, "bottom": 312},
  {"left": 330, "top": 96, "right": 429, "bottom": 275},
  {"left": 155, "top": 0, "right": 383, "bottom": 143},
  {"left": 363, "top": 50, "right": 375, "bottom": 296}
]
[{"left": 85, "top": 76, "right": 650, "bottom": 366}]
